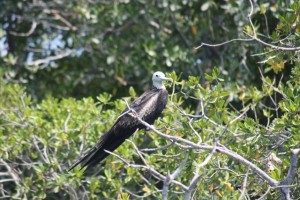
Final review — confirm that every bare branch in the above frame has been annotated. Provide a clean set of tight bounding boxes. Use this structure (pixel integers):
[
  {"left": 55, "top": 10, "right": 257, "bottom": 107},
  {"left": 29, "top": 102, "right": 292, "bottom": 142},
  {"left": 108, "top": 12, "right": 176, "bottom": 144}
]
[
  {"left": 135, "top": 118, "right": 279, "bottom": 187},
  {"left": 0, "top": 158, "right": 20, "bottom": 187},
  {"left": 278, "top": 148, "right": 300, "bottom": 200},
  {"left": 0, "top": 179, "right": 16, "bottom": 183},
  {"left": 162, "top": 157, "right": 188, "bottom": 200},
  {"left": 140, "top": 141, "right": 175, "bottom": 152},
  {"left": 43, "top": 9, "right": 77, "bottom": 31},
  {"left": 228, "top": 106, "right": 249, "bottom": 125},
  {"left": 184, "top": 144, "right": 216, "bottom": 200},
  {"left": 47, "top": 10, "right": 77, "bottom": 31},
  {"left": 32, "top": 135, "right": 50, "bottom": 163},
  {"left": 10, "top": 21, "right": 38, "bottom": 37},
  {"left": 27, "top": 49, "right": 74, "bottom": 66},
  {"left": 114, "top": 87, "right": 298, "bottom": 198},
  {"left": 188, "top": 118, "right": 202, "bottom": 143},
  {"left": 243, "top": 31, "right": 300, "bottom": 51},
  {"left": 194, "top": 38, "right": 253, "bottom": 50},
  {"left": 195, "top": 0, "right": 300, "bottom": 51},
  {"left": 257, "top": 186, "right": 272, "bottom": 200},
  {"left": 246, "top": 0, "right": 300, "bottom": 51},
  {"left": 104, "top": 149, "right": 189, "bottom": 191},
  {"left": 247, "top": 0, "right": 256, "bottom": 37},
  {"left": 64, "top": 113, "right": 72, "bottom": 132},
  {"left": 238, "top": 168, "right": 250, "bottom": 200}
]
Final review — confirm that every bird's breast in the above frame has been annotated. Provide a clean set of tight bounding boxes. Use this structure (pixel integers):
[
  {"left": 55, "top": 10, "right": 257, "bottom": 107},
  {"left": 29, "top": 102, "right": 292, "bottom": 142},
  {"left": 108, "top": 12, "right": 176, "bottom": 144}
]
[{"left": 140, "top": 89, "right": 168, "bottom": 123}]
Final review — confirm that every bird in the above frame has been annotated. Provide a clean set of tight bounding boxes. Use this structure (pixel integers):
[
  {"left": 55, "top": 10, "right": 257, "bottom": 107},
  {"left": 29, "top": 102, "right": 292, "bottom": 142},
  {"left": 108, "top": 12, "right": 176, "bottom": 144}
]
[{"left": 69, "top": 71, "right": 172, "bottom": 172}]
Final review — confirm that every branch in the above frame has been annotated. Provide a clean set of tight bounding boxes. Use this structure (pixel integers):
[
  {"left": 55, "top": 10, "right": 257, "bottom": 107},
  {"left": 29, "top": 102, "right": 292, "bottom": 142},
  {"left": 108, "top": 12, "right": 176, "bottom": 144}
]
[
  {"left": 104, "top": 149, "right": 189, "bottom": 191},
  {"left": 122, "top": 99, "right": 299, "bottom": 198},
  {"left": 243, "top": 31, "right": 300, "bottom": 51},
  {"left": 10, "top": 21, "right": 38, "bottom": 37},
  {"left": 128, "top": 139, "right": 188, "bottom": 199},
  {"left": 140, "top": 118, "right": 300, "bottom": 198},
  {"left": 0, "top": 158, "right": 20, "bottom": 187},
  {"left": 44, "top": 9, "right": 77, "bottom": 31},
  {"left": 162, "top": 156, "right": 188, "bottom": 200},
  {"left": 195, "top": 38, "right": 254, "bottom": 50},
  {"left": 188, "top": 118, "right": 202, "bottom": 143},
  {"left": 195, "top": 0, "right": 300, "bottom": 51},
  {"left": 257, "top": 186, "right": 271, "bottom": 200},
  {"left": 32, "top": 135, "right": 50, "bottom": 163},
  {"left": 184, "top": 144, "right": 216, "bottom": 200},
  {"left": 238, "top": 168, "right": 250, "bottom": 200},
  {"left": 277, "top": 149, "right": 300, "bottom": 200},
  {"left": 136, "top": 118, "right": 279, "bottom": 187},
  {"left": 246, "top": 0, "right": 300, "bottom": 51},
  {"left": 140, "top": 141, "right": 175, "bottom": 152},
  {"left": 27, "top": 49, "right": 74, "bottom": 66}
]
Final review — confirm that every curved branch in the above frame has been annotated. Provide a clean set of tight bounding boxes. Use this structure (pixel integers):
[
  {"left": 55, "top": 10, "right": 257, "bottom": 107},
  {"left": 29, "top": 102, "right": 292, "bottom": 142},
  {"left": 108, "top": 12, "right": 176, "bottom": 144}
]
[
  {"left": 195, "top": 0, "right": 300, "bottom": 51},
  {"left": 27, "top": 49, "right": 74, "bottom": 66},
  {"left": 135, "top": 117, "right": 279, "bottom": 186},
  {"left": 163, "top": 156, "right": 188, "bottom": 200},
  {"left": 278, "top": 149, "right": 300, "bottom": 199},
  {"left": 10, "top": 21, "right": 38, "bottom": 37},
  {"left": 184, "top": 144, "right": 216, "bottom": 200},
  {"left": 140, "top": 119, "right": 300, "bottom": 198},
  {"left": 0, "top": 158, "right": 20, "bottom": 187},
  {"left": 195, "top": 38, "right": 253, "bottom": 50},
  {"left": 104, "top": 149, "right": 189, "bottom": 191},
  {"left": 123, "top": 100, "right": 299, "bottom": 198}
]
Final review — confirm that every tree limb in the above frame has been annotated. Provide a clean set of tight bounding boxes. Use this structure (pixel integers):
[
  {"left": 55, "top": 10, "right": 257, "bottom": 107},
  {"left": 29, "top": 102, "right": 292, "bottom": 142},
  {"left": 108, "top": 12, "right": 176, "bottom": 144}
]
[
  {"left": 277, "top": 149, "right": 300, "bottom": 200},
  {"left": 195, "top": 0, "right": 300, "bottom": 51}
]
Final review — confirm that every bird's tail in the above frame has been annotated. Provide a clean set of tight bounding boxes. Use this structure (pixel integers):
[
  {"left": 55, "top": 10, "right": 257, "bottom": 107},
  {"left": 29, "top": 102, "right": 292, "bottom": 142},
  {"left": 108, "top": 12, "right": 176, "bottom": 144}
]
[
  {"left": 68, "top": 145, "right": 97, "bottom": 172},
  {"left": 68, "top": 132, "right": 112, "bottom": 172},
  {"left": 68, "top": 130, "right": 128, "bottom": 172}
]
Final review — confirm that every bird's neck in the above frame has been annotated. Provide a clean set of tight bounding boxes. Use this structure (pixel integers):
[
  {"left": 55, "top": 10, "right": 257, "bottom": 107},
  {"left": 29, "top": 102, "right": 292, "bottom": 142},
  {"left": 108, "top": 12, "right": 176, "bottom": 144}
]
[{"left": 153, "top": 81, "right": 165, "bottom": 89}]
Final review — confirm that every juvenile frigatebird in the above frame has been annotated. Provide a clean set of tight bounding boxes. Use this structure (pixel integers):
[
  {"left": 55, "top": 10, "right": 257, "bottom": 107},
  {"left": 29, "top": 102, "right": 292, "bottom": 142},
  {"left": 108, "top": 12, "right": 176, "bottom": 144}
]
[{"left": 69, "top": 71, "right": 172, "bottom": 172}]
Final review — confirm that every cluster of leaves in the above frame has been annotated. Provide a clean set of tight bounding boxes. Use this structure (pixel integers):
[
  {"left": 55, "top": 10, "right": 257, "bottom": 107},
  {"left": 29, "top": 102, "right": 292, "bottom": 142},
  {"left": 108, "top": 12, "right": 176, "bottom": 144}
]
[
  {"left": 1, "top": 66, "right": 299, "bottom": 199},
  {"left": 1, "top": 0, "right": 299, "bottom": 199},
  {"left": 254, "top": 1, "right": 300, "bottom": 75},
  {"left": 0, "top": 0, "right": 297, "bottom": 100}
]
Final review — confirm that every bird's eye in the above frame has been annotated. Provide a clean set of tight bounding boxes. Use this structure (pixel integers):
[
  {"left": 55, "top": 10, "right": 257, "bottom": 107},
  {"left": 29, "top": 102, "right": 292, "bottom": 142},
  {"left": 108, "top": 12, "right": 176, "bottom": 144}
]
[{"left": 156, "top": 75, "right": 158, "bottom": 77}]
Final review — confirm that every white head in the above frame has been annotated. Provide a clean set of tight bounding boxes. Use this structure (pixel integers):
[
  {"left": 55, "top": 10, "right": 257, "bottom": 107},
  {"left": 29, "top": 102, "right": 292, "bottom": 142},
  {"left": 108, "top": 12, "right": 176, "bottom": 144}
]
[{"left": 152, "top": 71, "right": 172, "bottom": 89}]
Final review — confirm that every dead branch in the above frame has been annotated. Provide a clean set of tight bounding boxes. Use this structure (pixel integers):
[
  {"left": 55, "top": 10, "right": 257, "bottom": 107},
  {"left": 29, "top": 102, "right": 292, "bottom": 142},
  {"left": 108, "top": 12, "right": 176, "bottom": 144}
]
[
  {"left": 10, "top": 21, "right": 38, "bottom": 37},
  {"left": 277, "top": 149, "right": 300, "bottom": 200},
  {"left": 195, "top": 0, "right": 300, "bottom": 51},
  {"left": 27, "top": 49, "right": 74, "bottom": 66}
]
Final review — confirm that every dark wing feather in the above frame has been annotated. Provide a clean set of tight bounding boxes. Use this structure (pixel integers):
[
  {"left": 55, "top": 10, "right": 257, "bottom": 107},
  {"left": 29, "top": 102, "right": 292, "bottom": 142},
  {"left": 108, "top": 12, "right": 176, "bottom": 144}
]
[
  {"left": 69, "top": 87, "right": 168, "bottom": 172},
  {"left": 120, "top": 88, "right": 159, "bottom": 114}
]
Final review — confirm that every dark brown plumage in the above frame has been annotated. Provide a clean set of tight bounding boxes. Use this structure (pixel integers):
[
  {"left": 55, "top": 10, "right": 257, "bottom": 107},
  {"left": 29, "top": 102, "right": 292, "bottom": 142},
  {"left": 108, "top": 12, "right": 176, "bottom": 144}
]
[{"left": 69, "top": 72, "right": 172, "bottom": 172}]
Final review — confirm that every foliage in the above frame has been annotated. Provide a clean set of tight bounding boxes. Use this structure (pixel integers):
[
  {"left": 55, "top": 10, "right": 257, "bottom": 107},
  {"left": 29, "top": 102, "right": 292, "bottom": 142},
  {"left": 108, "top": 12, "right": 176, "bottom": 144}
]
[
  {"left": 0, "top": 0, "right": 299, "bottom": 199},
  {"left": 1, "top": 66, "right": 300, "bottom": 199},
  {"left": 0, "top": 0, "right": 297, "bottom": 99}
]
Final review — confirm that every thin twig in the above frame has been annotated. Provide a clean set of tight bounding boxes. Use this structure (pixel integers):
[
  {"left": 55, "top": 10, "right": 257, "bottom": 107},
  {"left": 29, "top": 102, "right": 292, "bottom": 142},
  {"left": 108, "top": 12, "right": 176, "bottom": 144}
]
[
  {"left": 195, "top": 0, "right": 300, "bottom": 51},
  {"left": 0, "top": 158, "right": 20, "bottom": 187},
  {"left": 278, "top": 149, "right": 300, "bottom": 199},
  {"left": 140, "top": 141, "right": 175, "bottom": 152},
  {"left": 135, "top": 118, "right": 278, "bottom": 187},
  {"left": 10, "top": 21, "right": 38, "bottom": 37},
  {"left": 27, "top": 49, "right": 74, "bottom": 66},
  {"left": 239, "top": 168, "right": 250, "bottom": 200},
  {"left": 195, "top": 38, "right": 254, "bottom": 50},
  {"left": 104, "top": 149, "right": 189, "bottom": 191},
  {"left": 162, "top": 156, "right": 188, "bottom": 200}
]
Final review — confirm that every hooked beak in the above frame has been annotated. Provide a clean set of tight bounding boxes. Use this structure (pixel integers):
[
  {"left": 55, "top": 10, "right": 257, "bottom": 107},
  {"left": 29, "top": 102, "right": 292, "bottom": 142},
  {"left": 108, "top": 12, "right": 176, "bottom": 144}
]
[{"left": 161, "top": 77, "right": 173, "bottom": 82}]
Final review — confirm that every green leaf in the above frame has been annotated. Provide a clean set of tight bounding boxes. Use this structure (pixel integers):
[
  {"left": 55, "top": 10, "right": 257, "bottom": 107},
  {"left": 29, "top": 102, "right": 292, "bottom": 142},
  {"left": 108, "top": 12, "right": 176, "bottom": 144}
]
[
  {"left": 201, "top": 2, "right": 211, "bottom": 11},
  {"left": 260, "top": 4, "right": 267, "bottom": 14},
  {"left": 129, "top": 86, "right": 136, "bottom": 97},
  {"left": 107, "top": 56, "right": 116, "bottom": 64}
]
